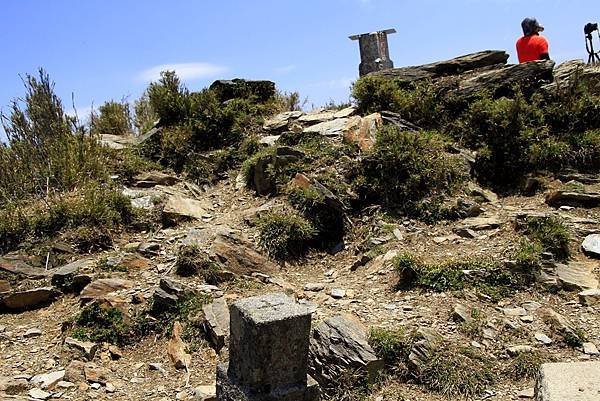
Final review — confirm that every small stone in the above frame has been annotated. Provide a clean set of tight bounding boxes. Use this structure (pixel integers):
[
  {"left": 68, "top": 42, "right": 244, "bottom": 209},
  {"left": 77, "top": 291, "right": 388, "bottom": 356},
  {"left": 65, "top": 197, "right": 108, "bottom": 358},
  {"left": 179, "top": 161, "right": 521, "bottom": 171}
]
[
  {"left": 330, "top": 289, "right": 346, "bottom": 299},
  {"left": 303, "top": 283, "right": 325, "bottom": 292},
  {"left": 517, "top": 388, "right": 535, "bottom": 398},
  {"left": 90, "top": 382, "right": 101, "bottom": 390},
  {"left": 503, "top": 307, "right": 527, "bottom": 317},
  {"left": 149, "top": 363, "right": 167, "bottom": 376},
  {"left": 29, "top": 388, "right": 52, "bottom": 400},
  {"left": 84, "top": 364, "right": 109, "bottom": 384},
  {"left": 194, "top": 384, "right": 217, "bottom": 401},
  {"left": 64, "top": 337, "right": 98, "bottom": 361},
  {"left": 583, "top": 342, "right": 599, "bottom": 355},
  {"left": 30, "top": 370, "right": 65, "bottom": 389},
  {"left": 56, "top": 381, "right": 75, "bottom": 389},
  {"left": 508, "top": 345, "right": 535, "bottom": 356},
  {"left": 578, "top": 289, "right": 600, "bottom": 306},
  {"left": 535, "top": 332, "right": 553, "bottom": 345},
  {"left": 24, "top": 328, "right": 43, "bottom": 338},
  {"left": 346, "top": 289, "right": 355, "bottom": 298},
  {"left": 108, "top": 345, "right": 123, "bottom": 360},
  {"left": 130, "top": 377, "right": 144, "bottom": 384},
  {"left": 520, "top": 315, "right": 534, "bottom": 323},
  {"left": 522, "top": 301, "right": 542, "bottom": 312},
  {"left": 471, "top": 341, "right": 482, "bottom": 348},
  {"left": 453, "top": 304, "right": 474, "bottom": 323},
  {"left": 105, "top": 382, "right": 116, "bottom": 393}
]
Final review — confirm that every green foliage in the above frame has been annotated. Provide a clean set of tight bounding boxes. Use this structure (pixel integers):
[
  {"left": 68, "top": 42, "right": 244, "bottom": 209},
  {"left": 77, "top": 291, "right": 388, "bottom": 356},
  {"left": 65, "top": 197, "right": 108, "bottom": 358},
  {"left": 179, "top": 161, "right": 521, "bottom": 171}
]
[
  {"left": 394, "top": 253, "right": 535, "bottom": 301},
  {"left": 352, "top": 78, "right": 445, "bottom": 129},
  {"left": 90, "top": 100, "right": 132, "bottom": 136},
  {"left": 369, "top": 327, "right": 415, "bottom": 368},
  {"left": 0, "top": 69, "right": 108, "bottom": 204},
  {"left": 176, "top": 244, "right": 220, "bottom": 283},
  {"left": 509, "top": 350, "right": 547, "bottom": 379},
  {"left": 257, "top": 211, "right": 316, "bottom": 260},
  {"left": 420, "top": 348, "right": 495, "bottom": 397},
  {"left": 134, "top": 90, "right": 158, "bottom": 133},
  {"left": 287, "top": 186, "right": 345, "bottom": 248},
  {"left": 518, "top": 216, "right": 571, "bottom": 261},
  {"left": 72, "top": 302, "right": 130, "bottom": 345},
  {"left": 458, "top": 308, "right": 485, "bottom": 339},
  {"left": 0, "top": 184, "right": 134, "bottom": 254},
  {"left": 68, "top": 226, "right": 113, "bottom": 253},
  {"left": 323, "top": 369, "right": 372, "bottom": 401},
  {"left": 354, "top": 127, "right": 463, "bottom": 220}
]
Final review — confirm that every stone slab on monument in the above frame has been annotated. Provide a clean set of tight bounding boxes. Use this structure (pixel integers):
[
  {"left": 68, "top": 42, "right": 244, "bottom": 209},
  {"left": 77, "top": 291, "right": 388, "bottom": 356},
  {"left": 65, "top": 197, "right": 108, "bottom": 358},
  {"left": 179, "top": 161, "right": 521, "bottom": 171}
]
[{"left": 535, "top": 362, "right": 600, "bottom": 400}]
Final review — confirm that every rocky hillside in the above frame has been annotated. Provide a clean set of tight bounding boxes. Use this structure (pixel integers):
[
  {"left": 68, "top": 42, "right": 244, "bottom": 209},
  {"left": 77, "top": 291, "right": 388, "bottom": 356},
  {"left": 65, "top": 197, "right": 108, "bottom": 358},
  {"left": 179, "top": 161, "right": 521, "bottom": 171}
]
[{"left": 1, "top": 52, "right": 600, "bottom": 401}]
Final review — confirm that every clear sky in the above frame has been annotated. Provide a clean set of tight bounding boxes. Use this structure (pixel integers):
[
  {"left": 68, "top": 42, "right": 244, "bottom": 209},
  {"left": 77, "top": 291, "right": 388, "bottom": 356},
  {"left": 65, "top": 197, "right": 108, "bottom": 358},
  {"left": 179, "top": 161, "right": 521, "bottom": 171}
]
[{"left": 0, "top": 0, "right": 596, "bottom": 128}]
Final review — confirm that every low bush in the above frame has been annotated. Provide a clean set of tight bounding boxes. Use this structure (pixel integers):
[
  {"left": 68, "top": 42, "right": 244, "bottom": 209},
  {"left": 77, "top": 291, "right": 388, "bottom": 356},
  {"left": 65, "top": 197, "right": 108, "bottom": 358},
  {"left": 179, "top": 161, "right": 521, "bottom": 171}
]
[
  {"left": 394, "top": 253, "right": 535, "bottom": 301},
  {"left": 257, "top": 211, "right": 316, "bottom": 260},
  {"left": 517, "top": 216, "right": 571, "bottom": 261},
  {"left": 176, "top": 245, "right": 220, "bottom": 283},
  {"left": 72, "top": 302, "right": 131, "bottom": 345},
  {"left": 353, "top": 127, "right": 464, "bottom": 220},
  {"left": 90, "top": 100, "right": 132, "bottom": 136},
  {"left": 509, "top": 350, "right": 548, "bottom": 379},
  {"left": 369, "top": 327, "right": 416, "bottom": 369}
]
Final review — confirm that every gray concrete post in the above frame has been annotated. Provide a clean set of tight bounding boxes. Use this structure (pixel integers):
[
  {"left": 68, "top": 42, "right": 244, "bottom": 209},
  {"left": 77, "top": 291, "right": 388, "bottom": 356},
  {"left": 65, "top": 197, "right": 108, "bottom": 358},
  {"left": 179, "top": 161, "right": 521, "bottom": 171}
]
[
  {"left": 216, "top": 293, "right": 320, "bottom": 401},
  {"left": 349, "top": 29, "right": 396, "bottom": 76}
]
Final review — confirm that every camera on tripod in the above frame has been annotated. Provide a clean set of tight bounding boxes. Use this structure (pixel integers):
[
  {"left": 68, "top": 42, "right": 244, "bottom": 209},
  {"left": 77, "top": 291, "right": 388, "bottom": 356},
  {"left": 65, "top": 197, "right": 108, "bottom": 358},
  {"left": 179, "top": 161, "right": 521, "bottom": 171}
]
[
  {"left": 585, "top": 22, "right": 600, "bottom": 64},
  {"left": 585, "top": 22, "right": 598, "bottom": 36}
]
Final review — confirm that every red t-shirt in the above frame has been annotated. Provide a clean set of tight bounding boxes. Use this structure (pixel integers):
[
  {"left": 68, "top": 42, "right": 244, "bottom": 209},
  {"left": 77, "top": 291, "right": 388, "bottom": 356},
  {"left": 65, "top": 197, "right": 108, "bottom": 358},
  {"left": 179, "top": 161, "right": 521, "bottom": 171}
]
[{"left": 516, "top": 34, "right": 549, "bottom": 63}]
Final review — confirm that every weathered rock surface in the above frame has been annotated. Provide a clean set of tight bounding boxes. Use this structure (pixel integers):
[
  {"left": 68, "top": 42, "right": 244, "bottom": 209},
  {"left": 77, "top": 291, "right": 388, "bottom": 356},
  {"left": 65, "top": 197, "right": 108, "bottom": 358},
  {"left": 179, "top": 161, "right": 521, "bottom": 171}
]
[
  {"left": 0, "top": 287, "right": 60, "bottom": 312},
  {"left": 51, "top": 258, "right": 94, "bottom": 292},
  {"left": 408, "top": 328, "right": 443, "bottom": 373},
  {"left": 133, "top": 171, "right": 179, "bottom": 187},
  {"left": 582, "top": 234, "right": 600, "bottom": 258},
  {"left": 0, "top": 257, "right": 47, "bottom": 279},
  {"left": 30, "top": 370, "right": 65, "bottom": 390},
  {"left": 79, "top": 279, "right": 135, "bottom": 303},
  {"left": 535, "top": 362, "right": 600, "bottom": 401},
  {"left": 100, "top": 134, "right": 135, "bottom": 150},
  {"left": 579, "top": 289, "right": 600, "bottom": 306},
  {"left": 210, "top": 235, "right": 277, "bottom": 276},
  {"left": 554, "top": 262, "right": 599, "bottom": 291},
  {"left": 458, "top": 215, "right": 503, "bottom": 231},
  {"left": 168, "top": 321, "right": 191, "bottom": 370},
  {"left": 201, "top": 298, "right": 230, "bottom": 353},
  {"left": 64, "top": 337, "right": 98, "bottom": 361},
  {"left": 546, "top": 191, "right": 600, "bottom": 208},
  {"left": 163, "top": 195, "right": 209, "bottom": 221},
  {"left": 309, "top": 314, "right": 383, "bottom": 386},
  {"left": 541, "top": 308, "right": 585, "bottom": 345}
]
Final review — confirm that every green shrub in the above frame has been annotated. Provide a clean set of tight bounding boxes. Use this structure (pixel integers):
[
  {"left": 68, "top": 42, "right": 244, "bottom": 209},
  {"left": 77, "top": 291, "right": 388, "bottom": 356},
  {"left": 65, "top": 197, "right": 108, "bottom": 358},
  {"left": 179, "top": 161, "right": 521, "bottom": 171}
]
[
  {"left": 68, "top": 226, "right": 113, "bottom": 253},
  {"left": 509, "top": 350, "right": 547, "bottom": 379},
  {"left": 394, "top": 253, "right": 534, "bottom": 300},
  {"left": 0, "top": 69, "right": 108, "bottom": 205},
  {"left": 369, "top": 327, "right": 415, "bottom": 368},
  {"left": 90, "top": 100, "right": 132, "bottom": 136},
  {"left": 518, "top": 216, "right": 571, "bottom": 261},
  {"left": 257, "top": 211, "right": 316, "bottom": 260},
  {"left": 420, "top": 348, "right": 494, "bottom": 397},
  {"left": 176, "top": 245, "right": 220, "bottom": 282},
  {"left": 287, "top": 186, "right": 345, "bottom": 248},
  {"left": 72, "top": 302, "right": 131, "bottom": 345},
  {"left": 354, "top": 127, "right": 463, "bottom": 219}
]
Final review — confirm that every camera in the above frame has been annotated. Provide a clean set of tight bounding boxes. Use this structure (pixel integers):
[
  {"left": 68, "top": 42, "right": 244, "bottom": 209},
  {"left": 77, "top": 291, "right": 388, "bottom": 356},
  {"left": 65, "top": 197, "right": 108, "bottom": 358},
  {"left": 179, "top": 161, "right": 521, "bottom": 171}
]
[{"left": 585, "top": 22, "right": 598, "bottom": 36}]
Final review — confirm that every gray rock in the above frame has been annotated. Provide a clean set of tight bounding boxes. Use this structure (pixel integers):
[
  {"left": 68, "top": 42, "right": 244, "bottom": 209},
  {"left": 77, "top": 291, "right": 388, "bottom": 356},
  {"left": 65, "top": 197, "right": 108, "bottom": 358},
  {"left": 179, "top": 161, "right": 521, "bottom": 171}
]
[
  {"left": 24, "top": 328, "right": 42, "bottom": 338},
  {"left": 330, "top": 288, "right": 346, "bottom": 299},
  {"left": 535, "top": 333, "right": 553, "bottom": 345},
  {"left": 100, "top": 134, "right": 134, "bottom": 150},
  {"left": 30, "top": 370, "right": 65, "bottom": 389},
  {"left": 507, "top": 345, "right": 535, "bottom": 356},
  {"left": 333, "top": 107, "right": 357, "bottom": 119},
  {"left": 304, "top": 283, "right": 325, "bottom": 292},
  {"left": 133, "top": 171, "right": 179, "bottom": 187},
  {"left": 263, "top": 111, "right": 303, "bottom": 131},
  {"left": 555, "top": 262, "right": 598, "bottom": 291},
  {"left": 408, "top": 328, "right": 443, "bottom": 373},
  {"left": 582, "top": 234, "right": 600, "bottom": 258},
  {"left": 163, "top": 195, "right": 209, "bottom": 222},
  {"left": 309, "top": 314, "right": 383, "bottom": 386},
  {"left": 194, "top": 384, "right": 217, "bottom": 401},
  {"left": 79, "top": 279, "right": 134, "bottom": 303},
  {"left": 259, "top": 135, "right": 280, "bottom": 146},
  {"left": 216, "top": 293, "right": 319, "bottom": 401},
  {"left": 546, "top": 191, "right": 600, "bottom": 208},
  {"left": 583, "top": 342, "right": 599, "bottom": 355},
  {"left": 453, "top": 227, "right": 479, "bottom": 239},
  {"left": 303, "top": 118, "right": 349, "bottom": 136},
  {"left": 28, "top": 388, "right": 52, "bottom": 400},
  {"left": 541, "top": 308, "right": 584, "bottom": 346},
  {"left": 131, "top": 196, "right": 155, "bottom": 210},
  {"left": 298, "top": 110, "right": 335, "bottom": 124},
  {"left": 452, "top": 304, "right": 474, "bottom": 323},
  {"left": 51, "top": 259, "right": 94, "bottom": 293},
  {"left": 0, "top": 287, "right": 60, "bottom": 312},
  {"left": 578, "top": 289, "right": 600, "bottom": 306},
  {"left": 503, "top": 307, "right": 528, "bottom": 317},
  {"left": 202, "top": 298, "right": 230, "bottom": 353},
  {"left": 64, "top": 337, "right": 98, "bottom": 361},
  {"left": 458, "top": 216, "right": 503, "bottom": 231},
  {"left": 536, "top": 362, "right": 600, "bottom": 400},
  {"left": 0, "top": 257, "right": 48, "bottom": 279}
]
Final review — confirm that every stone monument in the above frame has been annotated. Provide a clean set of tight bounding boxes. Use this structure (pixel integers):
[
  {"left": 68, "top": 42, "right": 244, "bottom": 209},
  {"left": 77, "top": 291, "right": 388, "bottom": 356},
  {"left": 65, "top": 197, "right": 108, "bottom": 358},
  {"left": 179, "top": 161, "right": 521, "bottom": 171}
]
[
  {"left": 216, "top": 293, "right": 320, "bottom": 401},
  {"left": 349, "top": 29, "right": 396, "bottom": 76}
]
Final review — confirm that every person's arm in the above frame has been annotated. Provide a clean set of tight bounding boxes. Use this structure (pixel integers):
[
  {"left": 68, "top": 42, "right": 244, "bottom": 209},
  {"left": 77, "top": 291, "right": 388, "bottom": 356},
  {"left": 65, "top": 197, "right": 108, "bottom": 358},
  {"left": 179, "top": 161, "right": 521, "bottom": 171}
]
[{"left": 539, "top": 37, "right": 550, "bottom": 60}]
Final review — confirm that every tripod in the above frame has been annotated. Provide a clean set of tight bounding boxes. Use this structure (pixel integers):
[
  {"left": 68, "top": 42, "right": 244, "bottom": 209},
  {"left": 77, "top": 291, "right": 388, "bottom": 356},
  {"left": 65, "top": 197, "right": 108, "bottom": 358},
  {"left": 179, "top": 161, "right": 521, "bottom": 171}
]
[{"left": 585, "top": 23, "right": 600, "bottom": 64}]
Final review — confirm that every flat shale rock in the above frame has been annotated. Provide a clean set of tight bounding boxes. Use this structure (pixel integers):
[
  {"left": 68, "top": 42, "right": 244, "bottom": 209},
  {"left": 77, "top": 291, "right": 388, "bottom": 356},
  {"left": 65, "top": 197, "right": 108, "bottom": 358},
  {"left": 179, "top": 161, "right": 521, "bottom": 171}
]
[
  {"left": 201, "top": 297, "right": 230, "bottom": 352},
  {"left": 536, "top": 362, "right": 600, "bottom": 400},
  {"left": 546, "top": 191, "right": 600, "bottom": 208},
  {"left": 0, "top": 287, "right": 60, "bottom": 312},
  {"left": 79, "top": 278, "right": 135, "bottom": 303},
  {"left": 554, "top": 262, "right": 598, "bottom": 291},
  {"left": 309, "top": 314, "right": 383, "bottom": 386}
]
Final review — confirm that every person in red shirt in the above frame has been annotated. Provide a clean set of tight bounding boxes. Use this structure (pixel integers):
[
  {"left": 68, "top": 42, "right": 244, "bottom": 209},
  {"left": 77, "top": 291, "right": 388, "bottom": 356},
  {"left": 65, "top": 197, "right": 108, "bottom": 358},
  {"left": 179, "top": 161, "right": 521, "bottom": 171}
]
[{"left": 516, "top": 18, "right": 550, "bottom": 63}]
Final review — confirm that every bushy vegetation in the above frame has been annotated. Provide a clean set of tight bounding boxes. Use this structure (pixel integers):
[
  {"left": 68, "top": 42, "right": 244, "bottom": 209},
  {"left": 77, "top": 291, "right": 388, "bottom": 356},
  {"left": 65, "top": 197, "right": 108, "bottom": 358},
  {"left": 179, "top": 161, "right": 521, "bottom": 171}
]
[
  {"left": 517, "top": 216, "right": 571, "bottom": 261},
  {"left": 353, "top": 126, "right": 464, "bottom": 221},
  {"left": 71, "top": 302, "right": 131, "bottom": 345},
  {"left": 176, "top": 244, "right": 221, "bottom": 282},
  {"left": 257, "top": 211, "right": 316, "bottom": 260},
  {"left": 508, "top": 350, "right": 548, "bottom": 379},
  {"left": 352, "top": 75, "right": 600, "bottom": 191},
  {"left": 90, "top": 100, "right": 132, "bottom": 136},
  {"left": 394, "top": 253, "right": 535, "bottom": 300}
]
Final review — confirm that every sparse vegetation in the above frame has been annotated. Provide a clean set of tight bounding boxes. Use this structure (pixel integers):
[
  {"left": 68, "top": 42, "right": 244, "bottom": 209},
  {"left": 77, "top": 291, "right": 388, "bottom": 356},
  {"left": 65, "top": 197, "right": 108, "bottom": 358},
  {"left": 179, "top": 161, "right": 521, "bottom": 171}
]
[
  {"left": 257, "top": 211, "right": 316, "bottom": 260},
  {"left": 517, "top": 216, "right": 571, "bottom": 261},
  {"left": 509, "top": 350, "right": 548, "bottom": 379},
  {"left": 369, "top": 327, "right": 416, "bottom": 369},
  {"left": 71, "top": 302, "right": 131, "bottom": 345},
  {"left": 176, "top": 244, "right": 221, "bottom": 283}
]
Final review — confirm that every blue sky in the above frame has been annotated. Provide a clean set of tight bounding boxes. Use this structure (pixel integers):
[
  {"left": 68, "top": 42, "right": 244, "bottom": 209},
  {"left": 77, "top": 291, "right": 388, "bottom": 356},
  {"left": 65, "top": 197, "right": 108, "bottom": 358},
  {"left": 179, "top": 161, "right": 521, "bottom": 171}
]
[{"left": 0, "top": 0, "right": 595, "bottom": 129}]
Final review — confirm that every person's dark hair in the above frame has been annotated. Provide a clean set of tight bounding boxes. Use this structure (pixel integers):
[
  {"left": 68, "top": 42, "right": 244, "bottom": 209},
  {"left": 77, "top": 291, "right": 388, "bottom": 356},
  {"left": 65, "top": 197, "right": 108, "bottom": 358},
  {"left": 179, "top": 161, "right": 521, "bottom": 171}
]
[{"left": 521, "top": 17, "right": 543, "bottom": 36}]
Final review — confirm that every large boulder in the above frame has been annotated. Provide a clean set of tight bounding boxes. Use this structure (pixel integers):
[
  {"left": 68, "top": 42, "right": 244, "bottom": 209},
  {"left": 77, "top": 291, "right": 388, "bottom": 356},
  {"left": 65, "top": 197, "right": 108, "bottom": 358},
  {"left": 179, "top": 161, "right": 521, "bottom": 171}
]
[
  {"left": 546, "top": 191, "right": 600, "bottom": 208},
  {"left": 0, "top": 287, "right": 60, "bottom": 312},
  {"left": 309, "top": 314, "right": 383, "bottom": 387}
]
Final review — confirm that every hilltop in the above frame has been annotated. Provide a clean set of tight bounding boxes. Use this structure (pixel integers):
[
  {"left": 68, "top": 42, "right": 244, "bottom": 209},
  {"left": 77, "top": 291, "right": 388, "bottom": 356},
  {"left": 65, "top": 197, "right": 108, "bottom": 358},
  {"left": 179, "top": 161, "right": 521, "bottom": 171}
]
[{"left": 1, "top": 51, "right": 600, "bottom": 401}]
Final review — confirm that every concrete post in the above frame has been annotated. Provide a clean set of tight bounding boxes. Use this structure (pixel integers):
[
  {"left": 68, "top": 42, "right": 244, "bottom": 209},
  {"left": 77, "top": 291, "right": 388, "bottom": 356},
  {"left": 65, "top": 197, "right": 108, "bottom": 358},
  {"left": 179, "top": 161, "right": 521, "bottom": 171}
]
[
  {"left": 349, "top": 29, "right": 396, "bottom": 77},
  {"left": 216, "top": 293, "right": 320, "bottom": 401}
]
